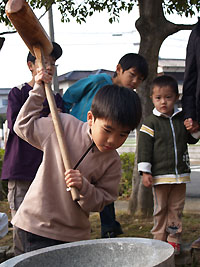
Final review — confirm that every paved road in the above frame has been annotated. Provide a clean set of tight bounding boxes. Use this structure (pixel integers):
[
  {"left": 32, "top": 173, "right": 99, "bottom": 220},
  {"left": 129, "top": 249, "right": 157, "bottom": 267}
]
[
  {"left": 187, "top": 165, "right": 200, "bottom": 198},
  {"left": 184, "top": 165, "right": 200, "bottom": 213}
]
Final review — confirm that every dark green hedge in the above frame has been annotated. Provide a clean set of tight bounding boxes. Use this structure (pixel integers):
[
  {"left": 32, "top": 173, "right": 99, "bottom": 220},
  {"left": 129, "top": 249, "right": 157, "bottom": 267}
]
[{"left": 119, "top": 152, "right": 135, "bottom": 198}]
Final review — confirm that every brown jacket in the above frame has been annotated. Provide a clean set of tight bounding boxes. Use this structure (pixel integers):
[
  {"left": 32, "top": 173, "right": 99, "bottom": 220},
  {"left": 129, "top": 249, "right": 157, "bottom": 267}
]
[{"left": 12, "top": 83, "right": 121, "bottom": 242}]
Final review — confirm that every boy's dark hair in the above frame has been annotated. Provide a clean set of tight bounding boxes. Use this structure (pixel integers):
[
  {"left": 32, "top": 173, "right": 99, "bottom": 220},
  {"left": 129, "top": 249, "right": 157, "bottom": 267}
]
[
  {"left": 27, "top": 42, "right": 62, "bottom": 63},
  {"left": 91, "top": 85, "right": 142, "bottom": 130},
  {"left": 151, "top": 75, "right": 179, "bottom": 96},
  {"left": 113, "top": 53, "right": 148, "bottom": 80}
]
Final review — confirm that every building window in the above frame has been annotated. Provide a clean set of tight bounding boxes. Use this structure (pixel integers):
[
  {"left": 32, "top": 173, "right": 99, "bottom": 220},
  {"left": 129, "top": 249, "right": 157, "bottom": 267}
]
[{"left": 2, "top": 99, "right": 8, "bottom": 106}]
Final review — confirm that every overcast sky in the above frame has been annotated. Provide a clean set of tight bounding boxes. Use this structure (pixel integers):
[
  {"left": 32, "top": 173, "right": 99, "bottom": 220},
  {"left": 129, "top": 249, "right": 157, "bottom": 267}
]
[{"left": 0, "top": 4, "right": 198, "bottom": 88}]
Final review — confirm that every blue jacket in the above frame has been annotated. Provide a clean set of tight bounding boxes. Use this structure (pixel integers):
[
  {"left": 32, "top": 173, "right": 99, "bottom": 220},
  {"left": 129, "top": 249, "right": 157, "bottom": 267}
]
[{"left": 63, "top": 73, "right": 113, "bottom": 122}]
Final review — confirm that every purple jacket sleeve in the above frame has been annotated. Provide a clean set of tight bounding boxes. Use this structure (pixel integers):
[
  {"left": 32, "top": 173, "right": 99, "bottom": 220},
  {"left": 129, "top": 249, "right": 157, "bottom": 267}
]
[
  {"left": 7, "top": 85, "right": 64, "bottom": 133},
  {"left": 41, "top": 93, "right": 64, "bottom": 117},
  {"left": 7, "top": 87, "right": 25, "bottom": 134}
]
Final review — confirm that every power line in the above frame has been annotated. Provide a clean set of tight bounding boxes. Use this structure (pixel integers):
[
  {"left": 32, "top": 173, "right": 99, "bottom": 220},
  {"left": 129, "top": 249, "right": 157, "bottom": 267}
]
[
  {"left": 60, "top": 42, "right": 139, "bottom": 46},
  {"left": 55, "top": 30, "right": 137, "bottom": 36}
]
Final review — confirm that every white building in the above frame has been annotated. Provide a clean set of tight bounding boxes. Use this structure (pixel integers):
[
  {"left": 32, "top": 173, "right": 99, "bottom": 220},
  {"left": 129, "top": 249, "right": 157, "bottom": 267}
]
[{"left": 0, "top": 88, "right": 10, "bottom": 114}]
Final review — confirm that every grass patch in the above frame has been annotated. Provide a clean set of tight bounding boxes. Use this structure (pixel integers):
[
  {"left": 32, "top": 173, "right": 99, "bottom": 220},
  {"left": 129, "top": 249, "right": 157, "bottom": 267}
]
[
  {"left": 0, "top": 200, "right": 200, "bottom": 249},
  {"left": 0, "top": 201, "right": 12, "bottom": 247},
  {"left": 90, "top": 211, "right": 153, "bottom": 240},
  {"left": 90, "top": 210, "right": 200, "bottom": 245}
]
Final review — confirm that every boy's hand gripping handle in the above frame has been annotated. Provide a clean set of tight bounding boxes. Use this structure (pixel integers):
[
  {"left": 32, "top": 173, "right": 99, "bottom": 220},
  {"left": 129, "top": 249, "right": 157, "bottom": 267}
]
[{"left": 33, "top": 46, "right": 80, "bottom": 201}]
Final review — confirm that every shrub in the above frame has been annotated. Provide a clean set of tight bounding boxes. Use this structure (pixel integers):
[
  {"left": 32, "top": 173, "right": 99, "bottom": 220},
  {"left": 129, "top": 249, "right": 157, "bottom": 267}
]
[
  {"left": 0, "top": 149, "right": 7, "bottom": 199},
  {"left": 119, "top": 152, "right": 135, "bottom": 199},
  {"left": 0, "top": 149, "right": 5, "bottom": 174},
  {"left": 0, "top": 114, "right": 6, "bottom": 129}
]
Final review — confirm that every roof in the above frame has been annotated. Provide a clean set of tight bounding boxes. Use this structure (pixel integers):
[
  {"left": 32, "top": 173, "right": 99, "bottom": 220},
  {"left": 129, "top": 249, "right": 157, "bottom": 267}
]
[
  {"left": 158, "top": 58, "right": 185, "bottom": 73},
  {"left": 0, "top": 88, "right": 11, "bottom": 95},
  {"left": 58, "top": 69, "right": 114, "bottom": 82},
  {"left": 158, "top": 58, "right": 185, "bottom": 67}
]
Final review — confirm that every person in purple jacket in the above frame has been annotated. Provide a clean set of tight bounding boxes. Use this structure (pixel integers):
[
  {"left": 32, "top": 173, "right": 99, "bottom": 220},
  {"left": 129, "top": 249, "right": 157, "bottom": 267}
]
[{"left": 1, "top": 42, "right": 63, "bottom": 255}]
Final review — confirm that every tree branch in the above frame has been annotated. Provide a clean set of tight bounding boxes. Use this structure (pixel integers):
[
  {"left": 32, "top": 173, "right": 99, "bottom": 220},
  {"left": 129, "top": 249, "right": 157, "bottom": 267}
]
[
  {"left": 164, "top": 21, "right": 197, "bottom": 37},
  {"left": 0, "top": 31, "right": 16, "bottom": 36},
  {"left": 173, "top": 23, "right": 197, "bottom": 31}
]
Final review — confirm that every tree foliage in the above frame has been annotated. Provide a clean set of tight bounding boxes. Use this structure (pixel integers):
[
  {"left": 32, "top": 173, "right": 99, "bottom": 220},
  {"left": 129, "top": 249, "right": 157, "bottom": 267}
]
[
  {"left": 165, "top": 0, "right": 200, "bottom": 17},
  {"left": 0, "top": 0, "right": 8, "bottom": 25},
  {"left": 0, "top": 0, "right": 200, "bottom": 26}
]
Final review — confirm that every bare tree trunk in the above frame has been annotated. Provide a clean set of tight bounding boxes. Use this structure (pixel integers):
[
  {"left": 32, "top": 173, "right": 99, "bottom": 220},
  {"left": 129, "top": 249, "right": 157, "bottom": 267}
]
[
  {"left": 128, "top": 131, "right": 154, "bottom": 216},
  {"left": 128, "top": 0, "right": 194, "bottom": 217},
  {"left": 0, "top": 37, "right": 5, "bottom": 51}
]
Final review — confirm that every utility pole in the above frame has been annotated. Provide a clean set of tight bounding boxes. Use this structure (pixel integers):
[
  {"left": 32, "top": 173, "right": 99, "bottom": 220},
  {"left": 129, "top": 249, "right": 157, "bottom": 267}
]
[{"left": 48, "top": 5, "right": 59, "bottom": 93}]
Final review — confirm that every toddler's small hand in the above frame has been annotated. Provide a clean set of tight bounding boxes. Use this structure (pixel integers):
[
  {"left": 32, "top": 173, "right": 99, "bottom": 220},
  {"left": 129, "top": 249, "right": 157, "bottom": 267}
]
[
  {"left": 142, "top": 173, "right": 153, "bottom": 188},
  {"left": 184, "top": 118, "right": 199, "bottom": 133}
]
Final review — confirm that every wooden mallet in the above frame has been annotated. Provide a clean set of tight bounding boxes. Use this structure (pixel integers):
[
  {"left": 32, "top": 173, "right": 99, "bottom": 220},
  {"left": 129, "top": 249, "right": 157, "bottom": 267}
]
[{"left": 6, "top": 0, "right": 80, "bottom": 201}]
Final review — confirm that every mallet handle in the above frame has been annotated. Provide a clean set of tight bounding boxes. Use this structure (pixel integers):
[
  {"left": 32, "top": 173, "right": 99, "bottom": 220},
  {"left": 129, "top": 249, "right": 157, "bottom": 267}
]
[{"left": 33, "top": 45, "right": 80, "bottom": 201}]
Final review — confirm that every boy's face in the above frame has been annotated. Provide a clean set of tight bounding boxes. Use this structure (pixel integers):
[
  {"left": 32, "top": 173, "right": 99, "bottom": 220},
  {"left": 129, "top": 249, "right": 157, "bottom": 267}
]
[
  {"left": 87, "top": 111, "right": 131, "bottom": 152},
  {"left": 28, "top": 55, "right": 56, "bottom": 78},
  {"left": 151, "top": 86, "right": 179, "bottom": 117},
  {"left": 115, "top": 64, "right": 144, "bottom": 90}
]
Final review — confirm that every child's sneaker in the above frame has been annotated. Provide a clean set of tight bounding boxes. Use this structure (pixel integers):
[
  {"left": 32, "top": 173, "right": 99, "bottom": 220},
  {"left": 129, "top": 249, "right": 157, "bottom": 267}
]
[
  {"left": 168, "top": 241, "right": 181, "bottom": 255},
  {"left": 191, "top": 237, "right": 200, "bottom": 249}
]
